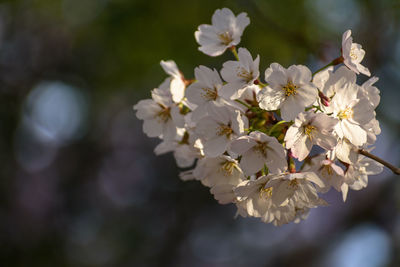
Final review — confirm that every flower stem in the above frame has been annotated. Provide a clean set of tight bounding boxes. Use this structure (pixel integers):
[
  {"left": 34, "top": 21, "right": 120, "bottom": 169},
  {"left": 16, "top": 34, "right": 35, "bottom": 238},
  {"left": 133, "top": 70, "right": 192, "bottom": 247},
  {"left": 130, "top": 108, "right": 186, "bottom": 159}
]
[
  {"left": 234, "top": 99, "right": 251, "bottom": 109},
  {"left": 229, "top": 46, "right": 239, "bottom": 61},
  {"left": 358, "top": 149, "right": 400, "bottom": 175},
  {"left": 312, "top": 56, "right": 344, "bottom": 77},
  {"left": 268, "top": 120, "right": 288, "bottom": 135}
]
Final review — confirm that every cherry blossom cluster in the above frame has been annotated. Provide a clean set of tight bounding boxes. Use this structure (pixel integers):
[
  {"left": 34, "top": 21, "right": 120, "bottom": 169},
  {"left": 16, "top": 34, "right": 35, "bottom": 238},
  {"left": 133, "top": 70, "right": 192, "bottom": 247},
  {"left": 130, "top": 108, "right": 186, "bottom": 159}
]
[{"left": 134, "top": 8, "right": 384, "bottom": 226}]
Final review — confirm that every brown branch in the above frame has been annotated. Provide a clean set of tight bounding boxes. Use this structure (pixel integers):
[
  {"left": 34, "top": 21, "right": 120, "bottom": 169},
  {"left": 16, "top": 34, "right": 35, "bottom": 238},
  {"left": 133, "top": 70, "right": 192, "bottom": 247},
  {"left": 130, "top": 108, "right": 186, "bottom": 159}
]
[{"left": 358, "top": 149, "right": 400, "bottom": 175}]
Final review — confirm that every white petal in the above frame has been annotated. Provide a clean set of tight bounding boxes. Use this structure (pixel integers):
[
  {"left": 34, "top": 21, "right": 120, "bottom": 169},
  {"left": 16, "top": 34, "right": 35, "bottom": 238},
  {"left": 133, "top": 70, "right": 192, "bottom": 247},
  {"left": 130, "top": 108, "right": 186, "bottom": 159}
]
[
  {"left": 240, "top": 150, "right": 266, "bottom": 176},
  {"left": 210, "top": 184, "right": 236, "bottom": 204},
  {"left": 291, "top": 134, "right": 312, "bottom": 161},
  {"left": 284, "top": 125, "right": 302, "bottom": 150},
  {"left": 220, "top": 82, "right": 242, "bottom": 100},
  {"left": 134, "top": 99, "right": 159, "bottom": 120},
  {"left": 154, "top": 140, "right": 176, "bottom": 155},
  {"left": 160, "top": 60, "right": 180, "bottom": 77},
  {"left": 272, "top": 181, "right": 293, "bottom": 206},
  {"left": 170, "top": 106, "right": 185, "bottom": 128},
  {"left": 288, "top": 65, "right": 312, "bottom": 85},
  {"left": 313, "top": 132, "right": 337, "bottom": 151},
  {"left": 203, "top": 136, "right": 229, "bottom": 157},
  {"left": 257, "top": 86, "right": 284, "bottom": 111},
  {"left": 230, "top": 136, "right": 257, "bottom": 154},
  {"left": 170, "top": 78, "right": 185, "bottom": 103},
  {"left": 341, "top": 120, "right": 367, "bottom": 146},
  {"left": 280, "top": 96, "right": 304, "bottom": 121},
  {"left": 163, "top": 120, "right": 178, "bottom": 140},
  {"left": 143, "top": 119, "right": 163, "bottom": 138},
  {"left": 341, "top": 183, "right": 349, "bottom": 202}
]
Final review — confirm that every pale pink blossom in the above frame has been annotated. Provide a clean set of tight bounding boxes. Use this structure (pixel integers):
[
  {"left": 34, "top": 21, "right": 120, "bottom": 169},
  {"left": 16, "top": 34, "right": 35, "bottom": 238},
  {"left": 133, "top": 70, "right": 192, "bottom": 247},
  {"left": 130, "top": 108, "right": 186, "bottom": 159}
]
[{"left": 195, "top": 8, "right": 250, "bottom": 56}]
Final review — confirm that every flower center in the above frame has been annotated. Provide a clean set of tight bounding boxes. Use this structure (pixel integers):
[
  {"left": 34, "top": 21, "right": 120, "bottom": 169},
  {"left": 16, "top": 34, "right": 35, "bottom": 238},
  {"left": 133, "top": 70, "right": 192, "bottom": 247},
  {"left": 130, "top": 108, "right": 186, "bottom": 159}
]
[
  {"left": 304, "top": 125, "right": 317, "bottom": 140},
  {"left": 321, "top": 165, "right": 334, "bottom": 177},
  {"left": 216, "top": 124, "right": 233, "bottom": 138},
  {"left": 338, "top": 107, "right": 353, "bottom": 120},
  {"left": 236, "top": 67, "right": 253, "bottom": 82},
  {"left": 220, "top": 161, "right": 238, "bottom": 176},
  {"left": 218, "top": 31, "right": 233, "bottom": 45},
  {"left": 350, "top": 47, "right": 358, "bottom": 60},
  {"left": 282, "top": 81, "right": 298, "bottom": 97},
  {"left": 156, "top": 105, "right": 170, "bottom": 122},
  {"left": 259, "top": 184, "right": 273, "bottom": 199},
  {"left": 201, "top": 87, "right": 218, "bottom": 101},
  {"left": 288, "top": 178, "right": 299, "bottom": 189},
  {"left": 254, "top": 142, "right": 268, "bottom": 158}
]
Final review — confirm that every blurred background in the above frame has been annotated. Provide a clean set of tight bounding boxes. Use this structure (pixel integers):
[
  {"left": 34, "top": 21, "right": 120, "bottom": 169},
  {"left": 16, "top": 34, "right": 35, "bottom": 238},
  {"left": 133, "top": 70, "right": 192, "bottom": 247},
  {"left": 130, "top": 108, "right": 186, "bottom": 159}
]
[{"left": 0, "top": 0, "right": 400, "bottom": 266}]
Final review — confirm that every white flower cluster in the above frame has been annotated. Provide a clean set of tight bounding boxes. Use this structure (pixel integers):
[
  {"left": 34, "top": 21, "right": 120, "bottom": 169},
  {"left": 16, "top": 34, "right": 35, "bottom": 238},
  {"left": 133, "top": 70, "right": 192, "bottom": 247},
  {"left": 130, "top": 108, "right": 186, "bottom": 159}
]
[{"left": 134, "top": 8, "right": 384, "bottom": 226}]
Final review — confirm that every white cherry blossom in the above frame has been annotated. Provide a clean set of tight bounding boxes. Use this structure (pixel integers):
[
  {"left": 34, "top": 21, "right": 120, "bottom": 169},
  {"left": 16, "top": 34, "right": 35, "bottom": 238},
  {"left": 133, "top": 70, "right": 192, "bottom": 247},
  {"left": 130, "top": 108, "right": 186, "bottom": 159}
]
[
  {"left": 316, "top": 66, "right": 380, "bottom": 146},
  {"left": 194, "top": 155, "right": 244, "bottom": 187},
  {"left": 342, "top": 29, "right": 370, "bottom": 76},
  {"left": 230, "top": 131, "right": 287, "bottom": 176},
  {"left": 235, "top": 173, "right": 326, "bottom": 225},
  {"left": 346, "top": 153, "right": 383, "bottom": 191},
  {"left": 265, "top": 172, "right": 326, "bottom": 207},
  {"left": 134, "top": 9, "right": 388, "bottom": 226},
  {"left": 220, "top": 48, "right": 260, "bottom": 99},
  {"left": 185, "top": 65, "right": 227, "bottom": 121},
  {"left": 303, "top": 154, "right": 348, "bottom": 201},
  {"left": 154, "top": 131, "right": 200, "bottom": 168},
  {"left": 257, "top": 63, "right": 318, "bottom": 121},
  {"left": 195, "top": 8, "right": 250, "bottom": 57},
  {"left": 285, "top": 112, "right": 338, "bottom": 161},
  {"left": 193, "top": 155, "right": 245, "bottom": 204},
  {"left": 134, "top": 78, "right": 185, "bottom": 140},
  {"left": 331, "top": 82, "right": 376, "bottom": 147},
  {"left": 195, "top": 104, "right": 247, "bottom": 157},
  {"left": 234, "top": 175, "right": 288, "bottom": 224}
]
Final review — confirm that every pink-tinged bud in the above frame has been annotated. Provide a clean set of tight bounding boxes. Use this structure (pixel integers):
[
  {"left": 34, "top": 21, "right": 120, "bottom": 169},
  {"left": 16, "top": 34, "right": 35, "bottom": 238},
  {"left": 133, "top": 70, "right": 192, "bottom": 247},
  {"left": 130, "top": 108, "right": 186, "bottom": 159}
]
[
  {"left": 321, "top": 98, "right": 330, "bottom": 107},
  {"left": 319, "top": 91, "right": 330, "bottom": 107}
]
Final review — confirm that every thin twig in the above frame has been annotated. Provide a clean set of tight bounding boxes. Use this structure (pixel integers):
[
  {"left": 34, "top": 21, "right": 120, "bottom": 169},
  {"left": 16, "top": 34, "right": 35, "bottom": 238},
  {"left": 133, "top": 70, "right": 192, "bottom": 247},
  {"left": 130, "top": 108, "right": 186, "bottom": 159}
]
[
  {"left": 358, "top": 149, "right": 400, "bottom": 175},
  {"left": 234, "top": 99, "right": 251, "bottom": 109},
  {"left": 229, "top": 46, "right": 239, "bottom": 60},
  {"left": 312, "top": 57, "right": 344, "bottom": 77}
]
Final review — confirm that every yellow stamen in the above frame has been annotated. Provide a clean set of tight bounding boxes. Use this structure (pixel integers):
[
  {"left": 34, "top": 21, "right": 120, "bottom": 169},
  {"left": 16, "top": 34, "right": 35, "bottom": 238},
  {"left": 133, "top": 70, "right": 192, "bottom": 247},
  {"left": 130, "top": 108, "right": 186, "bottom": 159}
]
[
  {"left": 304, "top": 125, "right": 317, "bottom": 140},
  {"left": 338, "top": 107, "right": 353, "bottom": 120},
  {"left": 236, "top": 67, "right": 253, "bottom": 82},
  {"left": 216, "top": 125, "right": 233, "bottom": 138},
  {"left": 220, "top": 161, "right": 238, "bottom": 176},
  {"left": 201, "top": 87, "right": 218, "bottom": 101},
  {"left": 282, "top": 81, "right": 298, "bottom": 97},
  {"left": 350, "top": 47, "right": 358, "bottom": 60},
  {"left": 259, "top": 185, "right": 273, "bottom": 198},
  {"left": 218, "top": 31, "right": 233, "bottom": 45}
]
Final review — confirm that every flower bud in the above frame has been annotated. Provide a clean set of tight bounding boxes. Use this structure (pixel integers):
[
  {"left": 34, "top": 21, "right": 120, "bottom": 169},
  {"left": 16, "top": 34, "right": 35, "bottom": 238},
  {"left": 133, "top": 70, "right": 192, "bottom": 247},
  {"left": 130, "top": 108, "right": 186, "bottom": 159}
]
[{"left": 318, "top": 91, "right": 330, "bottom": 107}]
